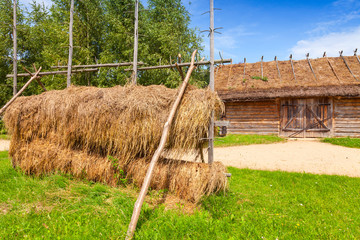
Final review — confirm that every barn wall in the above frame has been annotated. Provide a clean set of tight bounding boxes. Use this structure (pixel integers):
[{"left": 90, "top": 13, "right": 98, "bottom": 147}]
[
  {"left": 224, "top": 100, "right": 279, "bottom": 135},
  {"left": 334, "top": 97, "right": 360, "bottom": 137}
]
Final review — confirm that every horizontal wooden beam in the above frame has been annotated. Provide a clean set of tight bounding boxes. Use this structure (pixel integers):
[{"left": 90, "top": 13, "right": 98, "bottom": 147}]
[
  {"left": 6, "top": 68, "right": 98, "bottom": 78},
  {"left": 123, "top": 59, "right": 232, "bottom": 71},
  {"left": 51, "top": 62, "right": 144, "bottom": 69}
]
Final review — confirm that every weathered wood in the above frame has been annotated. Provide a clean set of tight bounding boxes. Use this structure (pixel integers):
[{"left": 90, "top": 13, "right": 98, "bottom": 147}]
[
  {"left": 260, "top": 56, "right": 264, "bottom": 78},
  {"left": 6, "top": 68, "right": 98, "bottom": 78},
  {"left": 51, "top": 62, "right": 144, "bottom": 69},
  {"left": 22, "top": 66, "right": 47, "bottom": 91},
  {"left": 243, "top": 58, "right": 246, "bottom": 80},
  {"left": 354, "top": 49, "right": 360, "bottom": 64},
  {"left": 214, "top": 120, "right": 230, "bottom": 127},
  {"left": 280, "top": 98, "right": 332, "bottom": 138},
  {"left": 131, "top": 0, "right": 139, "bottom": 84},
  {"left": 0, "top": 68, "right": 41, "bottom": 116},
  {"left": 274, "top": 56, "right": 282, "bottom": 82},
  {"left": 339, "top": 51, "right": 358, "bottom": 81},
  {"left": 125, "top": 50, "right": 198, "bottom": 240},
  {"left": 323, "top": 52, "right": 341, "bottom": 83},
  {"left": 13, "top": 0, "right": 17, "bottom": 95},
  {"left": 123, "top": 59, "right": 231, "bottom": 71},
  {"left": 67, "top": 0, "right": 74, "bottom": 87},
  {"left": 306, "top": 53, "right": 317, "bottom": 81},
  {"left": 289, "top": 54, "right": 296, "bottom": 81},
  {"left": 224, "top": 101, "right": 279, "bottom": 135}
]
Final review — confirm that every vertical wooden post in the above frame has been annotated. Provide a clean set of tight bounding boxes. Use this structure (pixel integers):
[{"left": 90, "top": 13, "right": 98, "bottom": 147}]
[
  {"left": 260, "top": 56, "right": 264, "bottom": 78},
  {"left": 13, "top": 0, "right": 17, "bottom": 95},
  {"left": 275, "top": 56, "right": 282, "bottom": 82},
  {"left": 289, "top": 54, "right": 296, "bottom": 82},
  {"left": 208, "top": 0, "right": 215, "bottom": 164},
  {"left": 67, "top": 0, "right": 74, "bottom": 88},
  {"left": 131, "top": 0, "right": 139, "bottom": 85},
  {"left": 125, "top": 50, "right": 197, "bottom": 240},
  {"left": 243, "top": 57, "right": 246, "bottom": 80}
]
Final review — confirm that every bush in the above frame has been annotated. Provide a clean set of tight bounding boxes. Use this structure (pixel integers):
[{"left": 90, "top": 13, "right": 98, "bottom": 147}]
[{"left": 0, "top": 119, "right": 7, "bottom": 134}]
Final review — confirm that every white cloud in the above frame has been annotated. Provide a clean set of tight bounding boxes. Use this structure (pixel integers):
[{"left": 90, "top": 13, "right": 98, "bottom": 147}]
[
  {"left": 309, "top": 10, "right": 360, "bottom": 35},
  {"left": 291, "top": 26, "right": 360, "bottom": 59},
  {"left": 215, "top": 25, "right": 255, "bottom": 49}
]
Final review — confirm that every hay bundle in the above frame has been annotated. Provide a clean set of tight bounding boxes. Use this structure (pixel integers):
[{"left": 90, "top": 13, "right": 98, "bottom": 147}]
[{"left": 4, "top": 85, "right": 227, "bottom": 202}]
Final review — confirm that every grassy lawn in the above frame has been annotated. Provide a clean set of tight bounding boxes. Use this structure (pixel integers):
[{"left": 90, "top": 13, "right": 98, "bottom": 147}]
[
  {"left": 215, "top": 134, "right": 285, "bottom": 147},
  {"left": 0, "top": 134, "right": 10, "bottom": 140},
  {"left": 1, "top": 150, "right": 360, "bottom": 239},
  {"left": 322, "top": 137, "right": 360, "bottom": 149}
]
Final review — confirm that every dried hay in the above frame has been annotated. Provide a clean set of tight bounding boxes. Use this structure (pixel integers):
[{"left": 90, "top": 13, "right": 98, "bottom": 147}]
[
  {"left": 10, "top": 138, "right": 227, "bottom": 202},
  {"left": 4, "top": 85, "right": 227, "bottom": 202}
]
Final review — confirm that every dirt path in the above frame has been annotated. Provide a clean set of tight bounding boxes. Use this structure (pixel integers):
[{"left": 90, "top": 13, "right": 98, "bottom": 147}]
[
  {"left": 1, "top": 139, "right": 359, "bottom": 177},
  {"left": 214, "top": 139, "right": 360, "bottom": 177},
  {"left": 0, "top": 140, "right": 10, "bottom": 152}
]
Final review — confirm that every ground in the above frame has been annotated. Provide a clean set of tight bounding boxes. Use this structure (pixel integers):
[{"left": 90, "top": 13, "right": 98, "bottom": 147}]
[
  {"left": 2, "top": 138, "right": 360, "bottom": 177},
  {"left": 0, "top": 140, "right": 8, "bottom": 151},
  {"left": 213, "top": 139, "right": 360, "bottom": 177}
]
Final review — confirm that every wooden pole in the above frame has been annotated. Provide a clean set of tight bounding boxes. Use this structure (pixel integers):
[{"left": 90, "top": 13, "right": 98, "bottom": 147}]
[
  {"left": 123, "top": 59, "right": 231, "bottom": 71},
  {"left": 323, "top": 52, "right": 341, "bottom": 83},
  {"left": 125, "top": 50, "right": 197, "bottom": 240},
  {"left": 260, "top": 56, "right": 264, "bottom": 78},
  {"left": 275, "top": 56, "right": 282, "bottom": 82},
  {"left": 0, "top": 67, "right": 42, "bottom": 116},
  {"left": 51, "top": 62, "right": 144, "bottom": 69},
  {"left": 306, "top": 53, "right": 317, "bottom": 81},
  {"left": 354, "top": 49, "right": 360, "bottom": 64},
  {"left": 13, "top": 0, "right": 17, "bottom": 95},
  {"left": 22, "top": 66, "right": 47, "bottom": 91},
  {"left": 289, "top": 54, "right": 296, "bottom": 82},
  {"left": 339, "top": 50, "right": 358, "bottom": 81},
  {"left": 67, "top": 0, "right": 74, "bottom": 88},
  {"left": 243, "top": 57, "right": 246, "bottom": 80},
  {"left": 131, "top": 0, "right": 139, "bottom": 84},
  {"left": 208, "top": 0, "right": 215, "bottom": 164},
  {"left": 6, "top": 68, "right": 98, "bottom": 78}
]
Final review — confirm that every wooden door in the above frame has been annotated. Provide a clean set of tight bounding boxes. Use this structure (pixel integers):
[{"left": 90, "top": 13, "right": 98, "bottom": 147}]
[{"left": 280, "top": 98, "right": 332, "bottom": 138}]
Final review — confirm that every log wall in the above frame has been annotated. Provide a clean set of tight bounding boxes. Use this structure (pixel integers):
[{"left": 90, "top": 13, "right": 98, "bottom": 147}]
[
  {"left": 333, "top": 97, "right": 360, "bottom": 137},
  {"left": 224, "top": 100, "right": 279, "bottom": 135}
]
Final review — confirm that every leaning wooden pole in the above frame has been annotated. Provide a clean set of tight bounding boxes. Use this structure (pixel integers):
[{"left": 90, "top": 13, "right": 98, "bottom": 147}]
[
  {"left": 125, "top": 50, "right": 197, "bottom": 240},
  {"left": 66, "top": 0, "right": 74, "bottom": 88},
  {"left": 0, "top": 67, "right": 41, "bottom": 116},
  {"left": 13, "top": 0, "right": 17, "bottom": 95}
]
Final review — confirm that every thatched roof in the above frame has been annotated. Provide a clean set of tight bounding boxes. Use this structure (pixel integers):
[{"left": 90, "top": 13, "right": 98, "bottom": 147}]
[{"left": 215, "top": 55, "right": 360, "bottom": 101}]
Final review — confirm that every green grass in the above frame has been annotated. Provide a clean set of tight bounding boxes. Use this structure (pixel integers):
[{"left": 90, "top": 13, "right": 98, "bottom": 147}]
[
  {"left": 0, "top": 134, "right": 10, "bottom": 140},
  {"left": 215, "top": 134, "right": 285, "bottom": 147},
  {"left": 322, "top": 137, "right": 360, "bottom": 149},
  {"left": 251, "top": 76, "right": 268, "bottom": 81},
  {"left": 1, "top": 150, "right": 360, "bottom": 239}
]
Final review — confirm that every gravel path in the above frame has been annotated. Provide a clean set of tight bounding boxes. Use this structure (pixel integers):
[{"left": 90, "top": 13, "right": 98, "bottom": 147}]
[
  {"left": 1, "top": 139, "right": 359, "bottom": 177},
  {"left": 214, "top": 139, "right": 360, "bottom": 177},
  {"left": 0, "top": 140, "right": 9, "bottom": 152}
]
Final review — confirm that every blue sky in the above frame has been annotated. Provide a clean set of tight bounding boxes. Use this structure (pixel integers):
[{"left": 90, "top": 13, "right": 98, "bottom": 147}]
[
  {"left": 21, "top": 0, "right": 360, "bottom": 63},
  {"left": 185, "top": 0, "right": 360, "bottom": 63}
]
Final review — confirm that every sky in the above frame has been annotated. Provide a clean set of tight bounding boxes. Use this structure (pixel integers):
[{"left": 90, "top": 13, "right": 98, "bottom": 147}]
[{"left": 20, "top": 0, "right": 360, "bottom": 63}]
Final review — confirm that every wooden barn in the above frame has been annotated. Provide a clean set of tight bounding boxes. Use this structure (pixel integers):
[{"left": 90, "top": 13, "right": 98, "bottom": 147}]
[{"left": 215, "top": 54, "right": 360, "bottom": 138}]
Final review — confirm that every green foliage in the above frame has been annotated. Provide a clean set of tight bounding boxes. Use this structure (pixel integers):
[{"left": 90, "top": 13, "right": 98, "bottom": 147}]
[
  {"left": 251, "top": 75, "right": 268, "bottom": 81},
  {"left": 215, "top": 134, "right": 285, "bottom": 147},
  {"left": 1, "top": 151, "right": 360, "bottom": 239},
  {"left": 0, "top": 119, "right": 7, "bottom": 135},
  {"left": 108, "top": 155, "right": 127, "bottom": 186},
  {"left": 322, "top": 137, "right": 360, "bottom": 149},
  {"left": 0, "top": 0, "right": 206, "bottom": 108}
]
